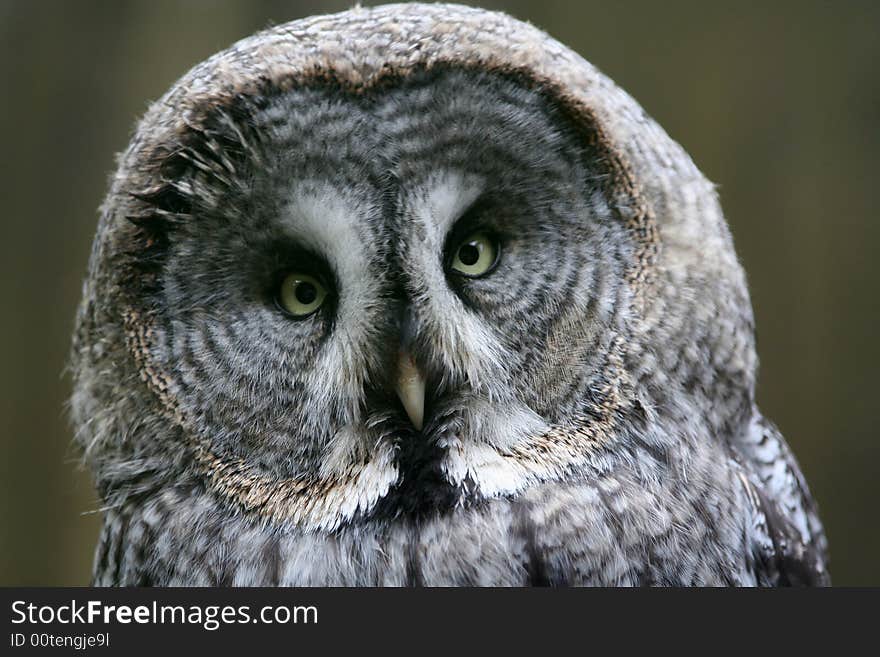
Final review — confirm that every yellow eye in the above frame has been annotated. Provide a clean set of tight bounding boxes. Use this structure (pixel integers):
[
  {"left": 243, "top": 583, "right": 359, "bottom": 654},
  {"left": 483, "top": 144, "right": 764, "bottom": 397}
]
[
  {"left": 277, "top": 273, "right": 328, "bottom": 318},
  {"left": 449, "top": 232, "right": 499, "bottom": 278}
]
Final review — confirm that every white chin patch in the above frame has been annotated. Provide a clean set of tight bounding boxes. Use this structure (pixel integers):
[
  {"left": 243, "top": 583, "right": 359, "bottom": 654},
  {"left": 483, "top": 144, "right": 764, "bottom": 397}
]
[{"left": 440, "top": 400, "right": 551, "bottom": 497}]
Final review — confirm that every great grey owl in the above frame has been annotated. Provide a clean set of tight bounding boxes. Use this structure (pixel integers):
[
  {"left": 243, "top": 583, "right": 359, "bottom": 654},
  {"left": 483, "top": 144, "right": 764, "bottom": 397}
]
[{"left": 70, "top": 3, "right": 829, "bottom": 586}]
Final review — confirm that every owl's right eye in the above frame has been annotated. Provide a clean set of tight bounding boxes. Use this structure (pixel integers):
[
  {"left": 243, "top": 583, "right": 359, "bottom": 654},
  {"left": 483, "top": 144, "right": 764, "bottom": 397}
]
[{"left": 275, "top": 272, "right": 328, "bottom": 318}]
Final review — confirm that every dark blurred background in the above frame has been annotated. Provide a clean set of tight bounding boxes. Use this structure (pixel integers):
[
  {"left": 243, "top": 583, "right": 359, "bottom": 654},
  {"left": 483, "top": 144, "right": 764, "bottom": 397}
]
[{"left": 1, "top": 0, "right": 877, "bottom": 585}]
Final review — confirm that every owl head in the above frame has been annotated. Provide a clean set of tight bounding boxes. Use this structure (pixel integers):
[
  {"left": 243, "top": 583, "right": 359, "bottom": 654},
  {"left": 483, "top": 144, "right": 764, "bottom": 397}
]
[{"left": 71, "top": 3, "right": 755, "bottom": 534}]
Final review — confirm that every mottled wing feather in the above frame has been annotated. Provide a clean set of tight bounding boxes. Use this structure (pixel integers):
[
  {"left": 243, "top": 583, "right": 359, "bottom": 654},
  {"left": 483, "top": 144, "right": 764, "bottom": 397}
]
[{"left": 733, "top": 413, "right": 830, "bottom": 585}]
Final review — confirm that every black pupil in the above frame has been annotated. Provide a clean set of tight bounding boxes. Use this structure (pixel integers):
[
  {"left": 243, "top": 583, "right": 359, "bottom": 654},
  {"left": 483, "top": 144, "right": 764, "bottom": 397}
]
[
  {"left": 295, "top": 281, "right": 317, "bottom": 305},
  {"left": 459, "top": 242, "right": 481, "bottom": 266}
]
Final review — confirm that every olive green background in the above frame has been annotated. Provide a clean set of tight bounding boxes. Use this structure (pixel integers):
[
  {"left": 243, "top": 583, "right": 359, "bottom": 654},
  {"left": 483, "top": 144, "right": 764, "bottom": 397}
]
[{"left": 1, "top": 0, "right": 877, "bottom": 585}]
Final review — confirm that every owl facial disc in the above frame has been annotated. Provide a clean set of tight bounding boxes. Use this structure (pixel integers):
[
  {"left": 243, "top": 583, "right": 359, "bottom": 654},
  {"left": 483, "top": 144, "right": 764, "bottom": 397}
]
[{"left": 395, "top": 350, "right": 425, "bottom": 431}]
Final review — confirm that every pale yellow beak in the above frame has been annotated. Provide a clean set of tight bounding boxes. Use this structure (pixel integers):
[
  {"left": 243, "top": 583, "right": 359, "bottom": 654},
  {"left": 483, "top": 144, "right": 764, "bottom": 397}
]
[{"left": 395, "top": 350, "right": 425, "bottom": 431}]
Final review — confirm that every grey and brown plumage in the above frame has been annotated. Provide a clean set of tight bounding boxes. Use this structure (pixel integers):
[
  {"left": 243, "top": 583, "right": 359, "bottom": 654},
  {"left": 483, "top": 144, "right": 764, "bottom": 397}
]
[{"left": 70, "top": 3, "right": 828, "bottom": 585}]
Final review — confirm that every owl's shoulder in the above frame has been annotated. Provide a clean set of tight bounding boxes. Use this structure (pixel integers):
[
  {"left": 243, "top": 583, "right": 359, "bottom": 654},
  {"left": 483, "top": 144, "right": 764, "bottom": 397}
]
[{"left": 729, "top": 413, "right": 830, "bottom": 585}]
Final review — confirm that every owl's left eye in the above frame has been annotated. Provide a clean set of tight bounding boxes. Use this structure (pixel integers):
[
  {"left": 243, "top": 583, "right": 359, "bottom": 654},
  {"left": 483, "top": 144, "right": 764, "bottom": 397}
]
[
  {"left": 448, "top": 232, "right": 500, "bottom": 278},
  {"left": 276, "top": 272, "right": 328, "bottom": 318}
]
